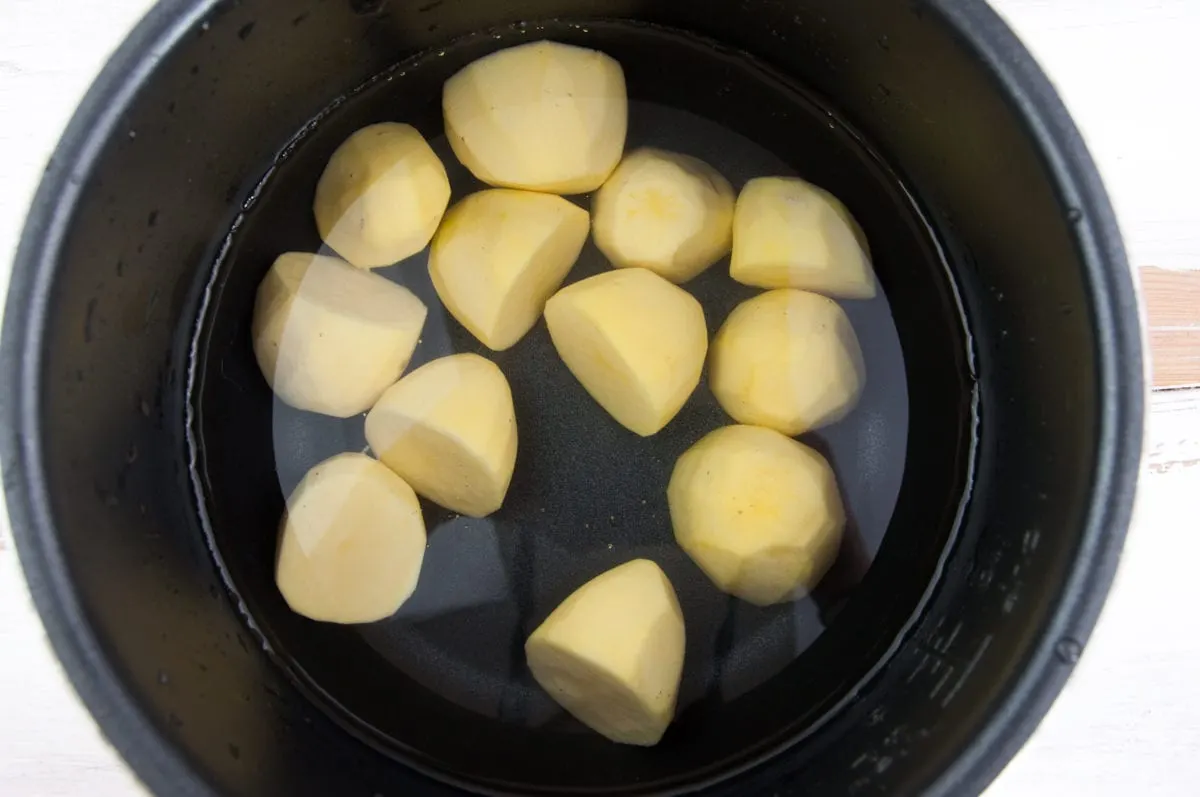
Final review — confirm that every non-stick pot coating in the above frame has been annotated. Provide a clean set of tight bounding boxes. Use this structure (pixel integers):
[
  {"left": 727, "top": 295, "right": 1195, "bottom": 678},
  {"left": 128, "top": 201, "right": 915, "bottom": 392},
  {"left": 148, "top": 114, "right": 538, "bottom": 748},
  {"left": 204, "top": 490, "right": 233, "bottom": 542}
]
[
  {"left": 189, "top": 16, "right": 964, "bottom": 792},
  {"left": 1, "top": 1, "right": 1142, "bottom": 797}
]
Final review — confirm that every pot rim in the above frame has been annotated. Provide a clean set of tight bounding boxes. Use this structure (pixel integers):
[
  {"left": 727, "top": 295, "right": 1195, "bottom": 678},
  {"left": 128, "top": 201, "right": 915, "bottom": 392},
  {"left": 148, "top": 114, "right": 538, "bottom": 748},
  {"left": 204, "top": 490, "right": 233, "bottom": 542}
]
[{"left": 0, "top": 1, "right": 1144, "bottom": 796}]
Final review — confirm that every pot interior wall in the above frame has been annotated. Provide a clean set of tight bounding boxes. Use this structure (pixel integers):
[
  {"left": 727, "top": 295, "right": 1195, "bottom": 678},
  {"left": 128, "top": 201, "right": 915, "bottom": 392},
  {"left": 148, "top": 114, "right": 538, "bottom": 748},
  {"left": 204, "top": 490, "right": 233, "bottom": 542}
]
[
  {"left": 4, "top": 1, "right": 1135, "bottom": 796},
  {"left": 190, "top": 18, "right": 969, "bottom": 794}
]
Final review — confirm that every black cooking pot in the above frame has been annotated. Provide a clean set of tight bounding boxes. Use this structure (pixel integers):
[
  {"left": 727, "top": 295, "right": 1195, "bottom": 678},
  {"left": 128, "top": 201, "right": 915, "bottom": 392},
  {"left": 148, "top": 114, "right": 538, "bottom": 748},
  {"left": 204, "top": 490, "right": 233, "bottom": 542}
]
[{"left": 1, "top": 0, "right": 1144, "bottom": 795}]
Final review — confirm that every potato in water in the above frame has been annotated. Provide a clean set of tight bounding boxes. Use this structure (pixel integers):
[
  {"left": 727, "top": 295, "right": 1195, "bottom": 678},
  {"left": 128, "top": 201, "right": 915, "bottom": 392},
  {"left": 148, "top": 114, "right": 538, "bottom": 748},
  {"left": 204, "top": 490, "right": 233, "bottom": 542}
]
[
  {"left": 731, "top": 176, "right": 876, "bottom": 298},
  {"left": 430, "top": 189, "right": 590, "bottom": 351},
  {"left": 668, "top": 425, "right": 844, "bottom": 606},
  {"left": 709, "top": 289, "right": 864, "bottom": 435},
  {"left": 252, "top": 253, "right": 426, "bottom": 417},
  {"left": 366, "top": 353, "right": 517, "bottom": 518},
  {"left": 443, "top": 40, "right": 627, "bottom": 194},
  {"left": 526, "top": 559, "right": 685, "bottom": 746},
  {"left": 592, "top": 148, "right": 734, "bottom": 283},
  {"left": 276, "top": 453, "right": 427, "bottom": 624},
  {"left": 544, "top": 269, "right": 707, "bottom": 436},
  {"left": 314, "top": 122, "right": 451, "bottom": 269}
]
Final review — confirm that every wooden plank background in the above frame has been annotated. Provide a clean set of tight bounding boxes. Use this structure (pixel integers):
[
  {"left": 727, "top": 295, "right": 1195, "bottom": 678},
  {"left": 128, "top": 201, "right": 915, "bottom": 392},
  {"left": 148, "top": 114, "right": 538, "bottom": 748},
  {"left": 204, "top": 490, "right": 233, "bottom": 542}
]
[{"left": 1142, "top": 267, "right": 1200, "bottom": 389}]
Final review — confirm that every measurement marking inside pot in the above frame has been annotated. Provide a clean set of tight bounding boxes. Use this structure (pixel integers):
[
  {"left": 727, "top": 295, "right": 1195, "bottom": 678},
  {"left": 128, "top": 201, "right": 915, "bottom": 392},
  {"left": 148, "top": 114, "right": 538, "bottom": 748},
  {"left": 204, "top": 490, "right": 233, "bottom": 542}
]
[{"left": 941, "top": 635, "right": 994, "bottom": 707}]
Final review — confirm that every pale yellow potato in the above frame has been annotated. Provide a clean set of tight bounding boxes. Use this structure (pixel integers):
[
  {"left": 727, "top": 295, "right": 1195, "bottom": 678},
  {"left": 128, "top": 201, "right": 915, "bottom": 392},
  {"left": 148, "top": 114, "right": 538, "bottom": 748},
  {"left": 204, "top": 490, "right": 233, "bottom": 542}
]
[
  {"left": 544, "top": 269, "right": 707, "bottom": 436},
  {"left": 592, "top": 148, "right": 734, "bottom": 283},
  {"left": 731, "top": 176, "right": 876, "bottom": 298},
  {"left": 276, "top": 453, "right": 427, "bottom": 624},
  {"left": 365, "top": 353, "right": 517, "bottom": 518},
  {"left": 430, "top": 189, "right": 590, "bottom": 351},
  {"left": 252, "top": 253, "right": 427, "bottom": 417},
  {"left": 314, "top": 122, "right": 451, "bottom": 268},
  {"left": 710, "top": 289, "right": 864, "bottom": 435},
  {"left": 668, "top": 425, "right": 844, "bottom": 606},
  {"left": 526, "top": 559, "right": 685, "bottom": 746},
  {"left": 443, "top": 40, "right": 627, "bottom": 194}
]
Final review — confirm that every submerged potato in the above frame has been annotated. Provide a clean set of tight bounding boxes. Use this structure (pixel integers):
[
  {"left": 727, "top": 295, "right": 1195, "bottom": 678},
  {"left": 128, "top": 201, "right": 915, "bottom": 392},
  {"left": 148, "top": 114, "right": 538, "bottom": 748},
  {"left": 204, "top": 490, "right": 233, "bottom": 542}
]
[
  {"left": 365, "top": 353, "right": 517, "bottom": 518},
  {"left": 314, "top": 122, "right": 451, "bottom": 268},
  {"left": 668, "top": 425, "right": 845, "bottom": 606},
  {"left": 430, "top": 189, "right": 590, "bottom": 350},
  {"left": 731, "top": 176, "right": 876, "bottom": 298},
  {"left": 592, "top": 148, "right": 734, "bottom": 283},
  {"left": 526, "top": 559, "right": 685, "bottom": 746},
  {"left": 544, "top": 269, "right": 707, "bottom": 436},
  {"left": 709, "top": 289, "right": 864, "bottom": 435},
  {"left": 276, "top": 453, "right": 427, "bottom": 624},
  {"left": 443, "top": 40, "right": 627, "bottom": 193},
  {"left": 252, "top": 252, "right": 427, "bottom": 417}
]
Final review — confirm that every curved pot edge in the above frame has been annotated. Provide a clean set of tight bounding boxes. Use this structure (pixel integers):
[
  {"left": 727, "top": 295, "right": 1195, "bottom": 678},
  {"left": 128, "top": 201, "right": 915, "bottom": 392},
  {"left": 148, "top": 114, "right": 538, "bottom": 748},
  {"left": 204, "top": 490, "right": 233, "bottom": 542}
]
[{"left": 923, "top": 1, "right": 1144, "bottom": 794}]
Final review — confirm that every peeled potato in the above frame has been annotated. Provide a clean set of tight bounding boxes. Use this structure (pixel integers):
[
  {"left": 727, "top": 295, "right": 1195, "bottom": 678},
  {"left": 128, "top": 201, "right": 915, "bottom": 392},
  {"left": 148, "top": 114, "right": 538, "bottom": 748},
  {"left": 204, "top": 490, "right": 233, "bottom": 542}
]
[
  {"left": 731, "top": 176, "right": 876, "bottom": 298},
  {"left": 544, "top": 269, "right": 707, "bottom": 436},
  {"left": 668, "top": 425, "right": 844, "bottom": 606},
  {"left": 430, "top": 189, "right": 590, "bottom": 350},
  {"left": 314, "top": 122, "right": 451, "bottom": 268},
  {"left": 365, "top": 353, "right": 517, "bottom": 518},
  {"left": 276, "top": 453, "right": 427, "bottom": 623},
  {"left": 252, "top": 252, "right": 427, "bottom": 417},
  {"left": 592, "top": 148, "right": 734, "bottom": 283},
  {"left": 710, "top": 289, "right": 864, "bottom": 435},
  {"left": 526, "top": 559, "right": 685, "bottom": 746},
  {"left": 443, "top": 40, "right": 627, "bottom": 194}
]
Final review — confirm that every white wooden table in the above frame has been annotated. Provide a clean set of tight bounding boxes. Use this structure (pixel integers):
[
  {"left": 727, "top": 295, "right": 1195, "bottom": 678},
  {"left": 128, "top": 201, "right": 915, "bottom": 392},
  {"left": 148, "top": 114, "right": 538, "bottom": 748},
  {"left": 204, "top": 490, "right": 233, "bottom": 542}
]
[{"left": 2, "top": 1, "right": 1198, "bottom": 794}]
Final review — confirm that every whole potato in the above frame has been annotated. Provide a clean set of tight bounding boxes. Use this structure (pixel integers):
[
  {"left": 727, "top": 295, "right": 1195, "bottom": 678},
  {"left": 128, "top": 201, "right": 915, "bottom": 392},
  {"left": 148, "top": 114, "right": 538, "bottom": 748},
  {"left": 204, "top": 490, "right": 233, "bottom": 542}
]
[
  {"left": 669, "top": 425, "right": 845, "bottom": 606},
  {"left": 709, "top": 289, "right": 864, "bottom": 435},
  {"left": 276, "top": 453, "right": 427, "bottom": 624},
  {"left": 430, "top": 189, "right": 589, "bottom": 351},
  {"left": 526, "top": 559, "right": 685, "bottom": 746},
  {"left": 366, "top": 354, "right": 518, "bottom": 518},
  {"left": 443, "top": 40, "right": 627, "bottom": 194},
  {"left": 252, "top": 253, "right": 426, "bottom": 417},
  {"left": 314, "top": 123, "right": 450, "bottom": 268},
  {"left": 731, "top": 176, "right": 876, "bottom": 298},
  {"left": 544, "top": 269, "right": 708, "bottom": 436},
  {"left": 592, "top": 148, "right": 734, "bottom": 283}
]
